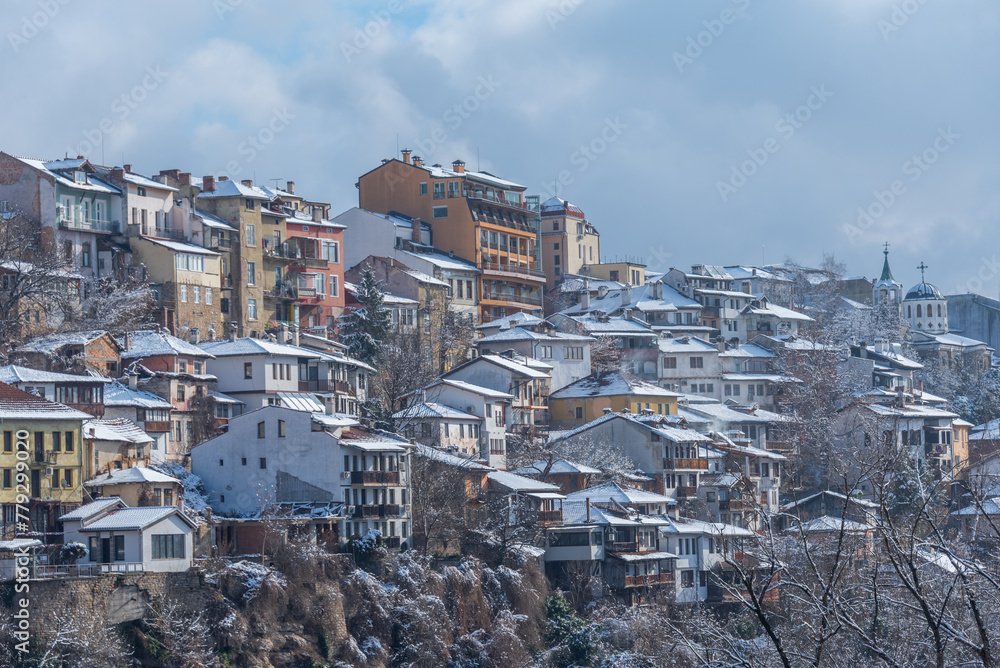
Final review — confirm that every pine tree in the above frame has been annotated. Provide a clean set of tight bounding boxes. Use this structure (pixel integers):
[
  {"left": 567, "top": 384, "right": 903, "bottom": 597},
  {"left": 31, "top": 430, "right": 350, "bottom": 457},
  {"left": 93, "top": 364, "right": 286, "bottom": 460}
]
[{"left": 338, "top": 264, "right": 391, "bottom": 365}]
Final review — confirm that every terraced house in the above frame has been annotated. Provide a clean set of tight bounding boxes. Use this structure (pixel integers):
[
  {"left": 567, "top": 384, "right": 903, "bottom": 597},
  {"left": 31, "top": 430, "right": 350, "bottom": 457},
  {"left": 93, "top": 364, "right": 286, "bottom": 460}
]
[
  {"left": 358, "top": 150, "right": 544, "bottom": 324},
  {"left": 0, "top": 382, "right": 89, "bottom": 542}
]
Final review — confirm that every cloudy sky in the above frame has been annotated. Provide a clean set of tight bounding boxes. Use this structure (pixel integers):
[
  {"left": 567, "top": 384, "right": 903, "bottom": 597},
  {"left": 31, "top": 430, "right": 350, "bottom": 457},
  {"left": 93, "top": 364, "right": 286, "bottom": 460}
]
[{"left": 3, "top": 0, "right": 998, "bottom": 297}]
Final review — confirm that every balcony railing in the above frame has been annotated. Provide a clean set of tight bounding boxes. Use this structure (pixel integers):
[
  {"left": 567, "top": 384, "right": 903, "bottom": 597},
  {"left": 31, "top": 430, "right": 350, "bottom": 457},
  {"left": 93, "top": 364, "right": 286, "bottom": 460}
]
[
  {"left": 207, "top": 236, "right": 234, "bottom": 250},
  {"left": 663, "top": 458, "right": 709, "bottom": 470},
  {"left": 379, "top": 504, "right": 403, "bottom": 517},
  {"left": 623, "top": 573, "right": 673, "bottom": 588},
  {"left": 66, "top": 402, "right": 103, "bottom": 417},
  {"left": 352, "top": 504, "right": 381, "bottom": 518},
  {"left": 298, "top": 379, "right": 332, "bottom": 392},
  {"left": 532, "top": 509, "right": 563, "bottom": 525},
  {"left": 292, "top": 256, "right": 327, "bottom": 269},
  {"left": 350, "top": 471, "right": 401, "bottom": 486},
  {"left": 608, "top": 541, "right": 640, "bottom": 553},
  {"left": 675, "top": 486, "right": 697, "bottom": 498},
  {"left": 383, "top": 536, "right": 402, "bottom": 549},
  {"left": 58, "top": 213, "right": 119, "bottom": 234},
  {"left": 481, "top": 290, "right": 543, "bottom": 307},
  {"left": 143, "top": 420, "right": 170, "bottom": 432},
  {"left": 480, "top": 262, "right": 547, "bottom": 281},
  {"left": 268, "top": 284, "right": 296, "bottom": 299},
  {"left": 297, "top": 287, "right": 317, "bottom": 298}
]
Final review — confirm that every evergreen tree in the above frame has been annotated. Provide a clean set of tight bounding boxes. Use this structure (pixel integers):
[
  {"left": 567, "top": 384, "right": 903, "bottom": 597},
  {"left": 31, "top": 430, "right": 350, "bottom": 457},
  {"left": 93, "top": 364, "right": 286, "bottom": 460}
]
[{"left": 338, "top": 264, "right": 391, "bottom": 365}]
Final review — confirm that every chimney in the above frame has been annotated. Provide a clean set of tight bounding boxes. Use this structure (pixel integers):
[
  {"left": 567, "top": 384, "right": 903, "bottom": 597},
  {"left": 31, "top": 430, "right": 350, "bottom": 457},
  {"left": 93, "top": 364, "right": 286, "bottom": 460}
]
[
  {"left": 325, "top": 394, "right": 336, "bottom": 415},
  {"left": 279, "top": 323, "right": 288, "bottom": 343},
  {"left": 202, "top": 175, "right": 215, "bottom": 192},
  {"left": 189, "top": 327, "right": 199, "bottom": 345},
  {"left": 410, "top": 218, "right": 422, "bottom": 243},
  {"left": 286, "top": 180, "right": 295, "bottom": 194},
  {"left": 111, "top": 167, "right": 125, "bottom": 182},
  {"left": 586, "top": 497, "right": 591, "bottom": 523},
  {"left": 452, "top": 159, "right": 466, "bottom": 174},
  {"left": 291, "top": 323, "right": 300, "bottom": 346},
  {"left": 581, "top": 290, "right": 590, "bottom": 310},
  {"left": 208, "top": 326, "right": 216, "bottom": 341},
  {"left": 179, "top": 173, "right": 191, "bottom": 186},
  {"left": 401, "top": 148, "right": 412, "bottom": 164},
  {"left": 621, "top": 284, "right": 632, "bottom": 308},
  {"left": 123, "top": 164, "right": 132, "bottom": 173},
  {"left": 312, "top": 207, "right": 322, "bottom": 223},
  {"left": 602, "top": 407, "right": 612, "bottom": 414},
  {"left": 159, "top": 169, "right": 180, "bottom": 181},
  {"left": 412, "top": 156, "right": 423, "bottom": 167},
  {"left": 716, "top": 339, "right": 727, "bottom": 352},
  {"left": 228, "top": 321, "right": 237, "bottom": 342},
  {"left": 241, "top": 179, "right": 253, "bottom": 187},
  {"left": 128, "top": 373, "right": 138, "bottom": 391},
  {"left": 218, "top": 176, "right": 229, "bottom": 181}
]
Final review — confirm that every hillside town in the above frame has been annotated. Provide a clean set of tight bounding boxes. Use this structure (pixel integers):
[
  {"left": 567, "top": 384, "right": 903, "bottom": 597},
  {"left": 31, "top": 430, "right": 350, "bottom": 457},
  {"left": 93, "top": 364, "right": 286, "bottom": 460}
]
[{"left": 3, "top": 149, "right": 1000, "bottom": 666}]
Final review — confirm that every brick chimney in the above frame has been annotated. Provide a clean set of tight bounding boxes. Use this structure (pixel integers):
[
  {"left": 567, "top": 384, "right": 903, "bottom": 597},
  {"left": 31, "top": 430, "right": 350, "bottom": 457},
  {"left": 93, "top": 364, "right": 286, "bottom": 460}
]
[
  {"left": 123, "top": 164, "right": 132, "bottom": 173},
  {"left": 202, "top": 175, "right": 215, "bottom": 192},
  {"left": 241, "top": 179, "right": 253, "bottom": 187},
  {"left": 159, "top": 169, "right": 180, "bottom": 181},
  {"left": 411, "top": 218, "right": 422, "bottom": 243},
  {"left": 179, "top": 173, "right": 191, "bottom": 186},
  {"left": 111, "top": 167, "right": 125, "bottom": 181},
  {"left": 401, "top": 149, "right": 412, "bottom": 164},
  {"left": 452, "top": 159, "right": 465, "bottom": 174},
  {"left": 218, "top": 176, "right": 229, "bottom": 181},
  {"left": 412, "top": 155, "right": 423, "bottom": 167},
  {"left": 286, "top": 180, "right": 295, "bottom": 194}
]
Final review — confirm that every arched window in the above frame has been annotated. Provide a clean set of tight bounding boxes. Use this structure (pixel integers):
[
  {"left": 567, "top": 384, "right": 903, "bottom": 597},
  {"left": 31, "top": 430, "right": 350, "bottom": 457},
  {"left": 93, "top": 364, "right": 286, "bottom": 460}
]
[
  {"left": 907, "top": 305, "right": 912, "bottom": 318},
  {"left": 916, "top": 304, "right": 922, "bottom": 317},
  {"left": 937, "top": 304, "right": 942, "bottom": 317}
]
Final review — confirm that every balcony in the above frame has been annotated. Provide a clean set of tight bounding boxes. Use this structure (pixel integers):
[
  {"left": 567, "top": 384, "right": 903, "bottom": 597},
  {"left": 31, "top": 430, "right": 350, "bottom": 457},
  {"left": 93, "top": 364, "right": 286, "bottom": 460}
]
[
  {"left": 66, "top": 402, "right": 103, "bottom": 417},
  {"left": 298, "top": 379, "right": 332, "bottom": 392},
  {"left": 718, "top": 499, "right": 749, "bottom": 511},
  {"left": 607, "top": 541, "right": 640, "bottom": 553},
  {"left": 291, "top": 256, "right": 328, "bottom": 270},
  {"left": 379, "top": 504, "right": 403, "bottom": 517},
  {"left": 480, "top": 261, "right": 546, "bottom": 283},
  {"left": 268, "top": 284, "right": 296, "bottom": 299},
  {"left": 532, "top": 509, "right": 563, "bottom": 526},
  {"left": 663, "top": 458, "right": 709, "bottom": 471},
  {"left": 623, "top": 573, "right": 673, "bottom": 588},
  {"left": 296, "top": 287, "right": 318, "bottom": 299},
  {"left": 58, "top": 212, "right": 119, "bottom": 234},
  {"left": 143, "top": 421, "right": 170, "bottom": 432},
  {"left": 206, "top": 236, "right": 234, "bottom": 250},
  {"left": 263, "top": 244, "right": 293, "bottom": 260},
  {"left": 675, "top": 486, "right": 697, "bottom": 498},
  {"left": 350, "top": 471, "right": 401, "bottom": 486},
  {"left": 383, "top": 536, "right": 402, "bottom": 549},
  {"left": 352, "top": 504, "right": 380, "bottom": 518},
  {"left": 481, "top": 290, "right": 543, "bottom": 307}
]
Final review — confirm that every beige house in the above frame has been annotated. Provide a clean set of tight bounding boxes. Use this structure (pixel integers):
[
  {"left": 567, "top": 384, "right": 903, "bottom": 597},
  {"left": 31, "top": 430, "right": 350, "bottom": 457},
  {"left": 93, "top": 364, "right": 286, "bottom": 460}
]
[
  {"left": 83, "top": 466, "right": 184, "bottom": 508},
  {"left": 539, "top": 197, "right": 600, "bottom": 291}
]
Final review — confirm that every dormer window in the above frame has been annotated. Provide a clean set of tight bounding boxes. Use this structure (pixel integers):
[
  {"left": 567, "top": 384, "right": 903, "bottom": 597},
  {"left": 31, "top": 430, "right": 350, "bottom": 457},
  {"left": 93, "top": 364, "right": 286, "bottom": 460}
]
[{"left": 74, "top": 170, "right": 87, "bottom": 184}]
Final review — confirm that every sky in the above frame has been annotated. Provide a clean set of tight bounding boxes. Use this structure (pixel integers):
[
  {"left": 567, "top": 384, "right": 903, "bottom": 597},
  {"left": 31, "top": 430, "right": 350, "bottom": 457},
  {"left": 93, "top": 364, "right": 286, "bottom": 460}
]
[{"left": 2, "top": 0, "right": 998, "bottom": 298}]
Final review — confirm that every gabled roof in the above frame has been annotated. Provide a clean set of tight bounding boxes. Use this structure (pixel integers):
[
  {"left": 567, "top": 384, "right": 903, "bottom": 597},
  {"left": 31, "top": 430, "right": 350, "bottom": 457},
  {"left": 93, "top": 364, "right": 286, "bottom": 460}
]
[
  {"left": 427, "top": 378, "right": 514, "bottom": 400},
  {"left": 194, "top": 208, "right": 237, "bottom": 230},
  {"left": 103, "top": 381, "right": 174, "bottom": 409},
  {"left": 139, "top": 237, "right": 221, "bottom": 256},
  {"left": 412, "top": 443, "right": 493, "bottom": 471},
  {"left": 511, "top": 459, "right": 601, "bottom": 476},
  {"left": 0, "top": 365, "right": 111, "bottom": 385},
  {"left": 59, "top": 497, "right": 125, "bottom": 521},
  {"left": 780, "top": 490, "right": 879, "bottom": 513},
  {"left": 657, "top": 336, "right": 718, "bottom": 354},
  {"left": 11, "top": 156, "right": 121, "bottom": 195},
  {"left": 0, "top": 382, "right": 92, "bottom": 420},
  {"left": 77, "top": 506, "right": 197, "bottom": 531},
  {"left": 84, "top": 418, "right": 154, "bottom": 444},
  {"left": 550, "top": 371, "right": 680, "bottom": 400},
  {"left": 195, "top": 178, "right": 270, "bottom": 200},
  {"left": 84, "top": 466, "right": 180, "bottom": 487},
  {"left": 565, "top": 482, "right": 674, "bottom": 506},
  {"left": 549, "top": 411, "right": 712, "bottom": 447},
  {"left": 476, "top": 312, "right": 545, "bottom": 330},
  {"left": 795, "top": 516, "right": 874, "bottom": 533},
  {"left": 392, "top": 402, "right": 481, "bottom": 421},
  {"left": 487, "top": 470, "right": 561, "bottom": 493},
  {"left": 122, "top": 330, "right": 215, "bottom": 360},
  {"left": 447, "top": 354, "right": 549, "bottom": 380},
  {"left": 17, "top": 330, "right": 119, "bottom": 355},
  {"left": 476, "top": 328, "right": 593, "bottom": 344},
  {"left": 198, "top": 337, "right": 321, "bottom": 358}
]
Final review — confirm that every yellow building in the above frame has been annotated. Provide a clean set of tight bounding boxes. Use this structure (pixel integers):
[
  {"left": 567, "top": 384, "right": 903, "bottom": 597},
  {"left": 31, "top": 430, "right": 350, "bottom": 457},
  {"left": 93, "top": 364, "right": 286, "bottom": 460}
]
[
  {"left": 548, "top": 371, "right": 679, "bottom": 429},
  {"left": 581, "top": 261, "right": 645, "bottom": 287},
  {"left": 0, "top": 381, "right": 88, "bottom": 540},
  {"left": 953, "top": 418, "right": 972, "bottom": 480},
  {"left": 538, "top": 197, "right": 600, "bottom": 291}
]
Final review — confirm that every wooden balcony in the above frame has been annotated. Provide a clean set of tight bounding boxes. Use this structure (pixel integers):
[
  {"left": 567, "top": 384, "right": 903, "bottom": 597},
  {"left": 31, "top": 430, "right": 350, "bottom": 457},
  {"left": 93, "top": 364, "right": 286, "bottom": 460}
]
[
  {"left": 143, "top": 421, "right": 170, "bottom": 432},
  {"left": 675, "top": 486, "right": 697, "bottom": 498},
  {"left": 718, "top": 499, "right": 749, "bottom": 511},
  {"left": 66, "top": 402, "right": 104, "bottom": 417},
  {"left": 534, "top": 509, "right": 563, "bottom": 526},
  {"left": 608, "top": 541, "right": 639, "bottom": 553},
  {"left": 379, "top": 504, "right": 403, "bottom": 517},
  {"left": 352, "top": 504, "right": 380, "bottom": 518},
  {"left": 623, "top": 573, "right": 673, "bottom": 588},
  {"left": 350, "top": 471, "right": 401, "bottom": 486},
  {"left": 383, "top": 536, "right": 402, "bottom": 549},
  {"left": 663, "top": 458, "right": 709, "bottom": 470}
]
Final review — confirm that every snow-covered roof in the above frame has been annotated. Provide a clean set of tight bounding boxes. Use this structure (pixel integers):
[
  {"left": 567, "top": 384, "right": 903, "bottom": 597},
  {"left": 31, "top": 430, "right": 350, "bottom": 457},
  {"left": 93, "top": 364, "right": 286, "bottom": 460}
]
[
  {"left": 194, "top": 208, "right": 237, "bottom": 230},
  {"left": 392, "top": 402, "right": 481, "bottom": 421},
  {"left": 723, "top": 266, "right": 793, "bottom": 283},
  {"left": 743, "top": 302, "right": 814, "bottom": 322},
  {"left": 276, "top": 392, "right": 324, "bottom": 412},
  {"left": 13, "top": 156, "right": 121, "bottom": 195},
  {"left": 795, "top": 516, "right": 874, "bottom": 533},
  {"left": 540, "top": 196, "right": 585, "bottom": 217},
  {"left": 0, "top": 382, "right": 93, "bottom": 420},
  {"left": 310, "top": 412, "right": 360, "bottom": 428},
  {"left": 397, "top": 249, "right": 478, "bottom": 272},
  {"left": 140, "top": 237, "right": 220, "bottom": 256},
  {"left": 195, "top": 178, "right": 270, "bottom": 200},
  {"left": 208, "top": 389, "right": 244, "bottom": 405},
  {"left": 77, "top": 506, "right": 196, "bottom": 531},
  {"left": 657, "top": 337, "right": 718, "bottom": 354},
  {"left": 487, "top": 470, "right": 561, "bottom": 493},
  {"left": 511, "top": 459, "right": 602, "bottom": 476},
  {"left": 429, "top": 378, "right": 515, "bottom": 400},
  {"left": 680, "top": 401, "right": 793, "bottom": 425},
  {"left": 285, "top": 210, "right": 347, "bottom": 229},
  {"left": 339, "top": 431, "right": 409, "bottom": 452},
  {"left": 0, "top": 538, "right": 44, "bottom": 551},
  {"left": 59, "top": 497, "right": 125, "bottom": 521},
  {"left": 550, "top": 371, "right": 680, "bottom": 400},
  {"left": 476, "top": 328, "right": 593, "bottom": 345},
  {"left": 454, "top": 354, "right": 549, "bottom": 379},
  {"left": 780, "top": 490, "right": 879, "bottom": 512},
  {"left": 16, "top": 330, "right": 114, "bottom": 354},
  {"left": 476, "top": 312, "right": 545, "bottom": 330},
  {"left": 412, "top": 443, "right": 493, "bottom": 471},
  {"left": 94, "top": 166, "right": 179, "bottom": 193},
  {"left": 84, "top": 466, "right": 179, "bottom": 487},
  {"left": 122, "top": 330, "right": 215, "bottom": 360},
  {"left": 0, "top": 365, "right": 110, "bottom": 385},
  {"left": 952, "top": 498, "right": 1000, "bottom": 516},
  {"left": 84, "top": 418, "right": 154, "bottom": 444},
  {"left": 566, "top": 482, "right": 674, "bottom": 506},
  {"left": 198, "top": 337, "right": 322, "bottom": 358}
]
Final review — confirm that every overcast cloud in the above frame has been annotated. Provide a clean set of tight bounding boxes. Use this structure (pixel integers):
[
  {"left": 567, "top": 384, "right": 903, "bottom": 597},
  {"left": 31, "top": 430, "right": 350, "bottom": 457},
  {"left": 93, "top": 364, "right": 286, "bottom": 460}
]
[{"left": 3, "top": 0, "right": 997, "bottom": 297}]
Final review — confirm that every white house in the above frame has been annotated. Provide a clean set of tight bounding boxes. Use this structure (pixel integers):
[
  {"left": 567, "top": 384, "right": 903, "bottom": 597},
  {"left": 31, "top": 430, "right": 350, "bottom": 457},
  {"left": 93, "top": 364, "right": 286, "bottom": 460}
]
[
  {"left": 60, "top": 498, "right": 196, "bottom": 573},
  {"left": 411, "top": 379, "right": 513, "bottom": 469},
  {"left": 475, "top": 325, "right": 594, "bottom": 392},
  {"left": 443, "top": 353, "right": 551, "bottom": 429}
]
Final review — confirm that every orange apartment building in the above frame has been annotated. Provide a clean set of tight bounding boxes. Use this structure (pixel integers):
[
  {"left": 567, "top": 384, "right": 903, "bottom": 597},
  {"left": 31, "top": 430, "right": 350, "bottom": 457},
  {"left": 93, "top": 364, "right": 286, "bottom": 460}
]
[{"left": 357, "top": 150, "right": 544, "bottom": 324}]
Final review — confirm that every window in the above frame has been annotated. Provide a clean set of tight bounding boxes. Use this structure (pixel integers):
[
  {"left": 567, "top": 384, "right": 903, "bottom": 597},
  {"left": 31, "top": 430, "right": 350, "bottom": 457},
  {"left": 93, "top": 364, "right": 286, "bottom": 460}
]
[
  {"left": 114, "top": 535, "right": 125, "bottom": 561},
  {"left": 322, "top": 240, "right": 340, "bottom": 264},
  {"left": 690, "top": 357, "right": 704, "bottom": 369},
  {"left": 246, "top": 224, "right": 256, "bottom": 246},
  {"left": 564, "top": 346, "right": 583, "bottom": 360},
  {"left": 257, "top": 422, "right": 265, "bottom": 438},
  {"left": 152, "top": 534, "right": 185, "bottom": 559},
  {"left": 176, "top": 385, "right": 186, "bottom": 402},
  {"left": 663, "top": 357, "right": 677, "bottom": 369},
  {"left": 65, "top": 431, "right": 75, "bottom": 452},
  {"left": 205, "top": 287, "right": 212, "bottom": 305},
  {"left": 278, "top": 420, "right": 285, "bottom": 437},
  {"left": 466, "top": 281, "right": 473, "bottom": 299},
  {"left": 539, "top": 345, "right": 553, "bottom": 359},
  {"left": 329, "top": 275, "right": 339, "bottom": 297},
  {"left": 179, "top": 284, "right": 188, "bottom": 303},
  {"left": 575, "top": 406, "right": 584, "bottom": 419},
  {"left": 247, "top": 261, "right": 256, "bottom": 285},
  {"left": 81, "top": 243, "right": 91, "bottom": 267},
  {"left": 193, "top": 286, "right": 201, "bottom": 304},
  {"left": 244, "top": 362, "right": 253, "bottom": 379},
  {"left": 433, "top": 206, "right": 448, "bottom": 219},
  {"left": 2, "top": 469, "right": 10, "bottom": 489},
  {"left": 260, "top": 458, "right": 267, "bottom": 471},
  {"left": 681, "top": 570, "right": 694, "bottom": 588},
  {"left": 248, "top": 298, "right": 257, "bottom": 320},
  {"left": 448, "top": 181, "right": 460, "bottom": 198},
  {"left": 420, "top": 182, "right": 428, "bottom": 195},
  {"left": 175, "top": 253, "right": 205, "bottom": 272},
  {"left": 62, "top": 469, "right": 72, "bottom": 487},
  {"left": 433, "top": 182, "right": 446, "bottom": 199},
  {"left": 245, "top": 198, "right": 256, "bottom": 210},
  {"left": 2, "top": 432, "right": 10, "bottom": 452}
]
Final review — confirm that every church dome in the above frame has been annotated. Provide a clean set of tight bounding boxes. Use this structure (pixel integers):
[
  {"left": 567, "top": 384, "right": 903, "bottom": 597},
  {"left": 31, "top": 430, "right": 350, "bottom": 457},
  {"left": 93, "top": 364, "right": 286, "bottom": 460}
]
[{"left": 905, "top": 282, "right": 944, "bottom": 301}]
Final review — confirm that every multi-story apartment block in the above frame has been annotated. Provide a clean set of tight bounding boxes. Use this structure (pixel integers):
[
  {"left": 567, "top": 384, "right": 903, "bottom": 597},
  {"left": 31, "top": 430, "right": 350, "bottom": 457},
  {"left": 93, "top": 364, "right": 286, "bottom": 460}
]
[
  {"left": 0, "top": 381, "right": 88, "bottom": 541},
  {"left": 358, "top": 150, "right": 544, "bottom": 323},
  {"left": 538, "top": 197, "right": 600, "bottom": 291},
  {"left": 284, "top": 206, "right": 346, "bottom": 334}
]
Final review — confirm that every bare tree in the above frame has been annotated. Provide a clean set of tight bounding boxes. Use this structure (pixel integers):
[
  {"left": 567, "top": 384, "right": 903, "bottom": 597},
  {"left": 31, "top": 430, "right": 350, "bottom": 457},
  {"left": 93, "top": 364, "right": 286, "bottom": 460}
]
[
  {"left": 143, "top": 597, "right": 214, "bottom": 667},
  {"left": 409, "top": 451, "right": 475, "bottom": 555}
]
